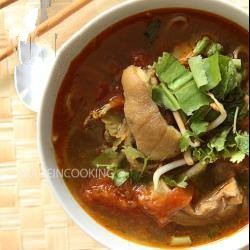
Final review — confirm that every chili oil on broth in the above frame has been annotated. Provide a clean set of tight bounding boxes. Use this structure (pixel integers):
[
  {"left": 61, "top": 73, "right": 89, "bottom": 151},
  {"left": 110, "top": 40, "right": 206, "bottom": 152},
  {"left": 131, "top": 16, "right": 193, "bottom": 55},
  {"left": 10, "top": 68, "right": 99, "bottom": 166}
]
[{"left": 52, "top": 8, "right": 249, "bottom": 248}]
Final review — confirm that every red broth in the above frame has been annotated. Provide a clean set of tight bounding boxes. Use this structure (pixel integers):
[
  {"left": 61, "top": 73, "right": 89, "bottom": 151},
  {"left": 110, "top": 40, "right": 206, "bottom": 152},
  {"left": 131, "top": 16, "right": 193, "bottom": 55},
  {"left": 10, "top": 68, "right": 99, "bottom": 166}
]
[{"left": 53, "top": 9, "right": 249, "bottom": 247}]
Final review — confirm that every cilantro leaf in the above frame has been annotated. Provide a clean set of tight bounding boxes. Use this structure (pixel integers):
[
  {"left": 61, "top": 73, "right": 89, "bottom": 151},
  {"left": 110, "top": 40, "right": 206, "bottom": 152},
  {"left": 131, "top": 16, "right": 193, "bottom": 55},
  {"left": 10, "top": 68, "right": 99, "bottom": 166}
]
[
  {"left": 180, "top": 131, "right": 192, "bottom": 152},
  {"left": 235, "top": 131, "right": 249, "bottom": 155},
  {"left": 193, "top": 144, "right": 218, "bottom": 164},
  {"left": 122, "top": 146, "right": 145, "bottom": 160},
  {"left": 112, "top": 169, "right": 130, "bottom": 186},
  {"left": 164, "top": 175, "right": 188, "bottom": 189},
  {"left": 190, "top": 120, "right": 209, "bottom": 135},
  {"left": 230, "top": 151, "right": 246, "bottom": 163},
  {"left": 122, "top": 146, "right": 149, "bottom": 177},
  {"left": 210, "top": 129, "right": 230, "bottom": 152},
  {"left": 93, "top": 149, "right": 120, "bottom": 169}
]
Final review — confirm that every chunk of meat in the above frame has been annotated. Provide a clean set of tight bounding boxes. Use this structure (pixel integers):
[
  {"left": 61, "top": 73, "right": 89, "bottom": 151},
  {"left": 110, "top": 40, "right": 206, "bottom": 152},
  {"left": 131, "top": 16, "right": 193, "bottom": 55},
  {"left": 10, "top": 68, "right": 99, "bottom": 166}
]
[
  {"left": 82, "top": 177, "right": 138, "bottom": 210},
  {"left": 81, "top": 178, "right": 193, "bottom": 226},
  {"left": 121, "top": 65, "right": 181, "bottom": 160},
  {"left": 136, "top": 182, "right": 193, "bottom": 226},
  {"left": 172, "top": 178, "right": 243, "bottom": 226}
]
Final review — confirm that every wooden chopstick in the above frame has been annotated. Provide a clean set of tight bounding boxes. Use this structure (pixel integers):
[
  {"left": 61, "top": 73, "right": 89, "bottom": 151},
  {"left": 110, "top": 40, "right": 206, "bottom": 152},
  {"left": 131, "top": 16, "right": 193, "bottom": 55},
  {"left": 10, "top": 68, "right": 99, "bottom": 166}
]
[
  {"left": 0, "top": 0, "right": 17, "bottom": 9},
  {"left": 0, "top": 0, "right": 91, "bottom": 61}
]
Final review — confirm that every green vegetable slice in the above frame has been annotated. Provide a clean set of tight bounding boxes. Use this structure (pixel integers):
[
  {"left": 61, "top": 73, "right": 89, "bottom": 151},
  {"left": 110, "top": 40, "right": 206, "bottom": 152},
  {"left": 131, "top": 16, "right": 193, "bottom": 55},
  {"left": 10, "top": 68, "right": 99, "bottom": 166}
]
[
  {"left": 193, "top": 36, "right": 210, "bottom": 56},
  {"left": 152, "top": 83, "right": 180, "bottom": 111},
  {"left": 154, "top": 52, "right": 188, "bottom": 90},
  {"left": 188, "top": 56, "right": 208, "bottom": 88},
  {"left": 189, "top": 53, "right": 221, "bottom": 91},
  {"left": 207, "top": 43, "right": 223, "bottom": 56},
  {"left": 175, "top": 80, "right": 211, "bottom": 115}
]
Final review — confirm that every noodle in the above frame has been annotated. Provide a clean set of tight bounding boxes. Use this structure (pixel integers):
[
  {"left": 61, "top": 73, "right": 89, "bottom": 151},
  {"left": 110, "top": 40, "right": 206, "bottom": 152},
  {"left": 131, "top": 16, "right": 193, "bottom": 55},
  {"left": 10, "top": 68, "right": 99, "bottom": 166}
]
[{"left": 166, "top": 16, "right": 188, "bottom": 30}]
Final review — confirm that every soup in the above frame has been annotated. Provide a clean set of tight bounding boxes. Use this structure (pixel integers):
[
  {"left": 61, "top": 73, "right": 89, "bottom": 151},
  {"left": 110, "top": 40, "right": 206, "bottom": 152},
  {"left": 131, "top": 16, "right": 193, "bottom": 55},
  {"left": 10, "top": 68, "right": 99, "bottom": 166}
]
[{"left": 53, "top": 9, "right": 249, "bottom": 248}]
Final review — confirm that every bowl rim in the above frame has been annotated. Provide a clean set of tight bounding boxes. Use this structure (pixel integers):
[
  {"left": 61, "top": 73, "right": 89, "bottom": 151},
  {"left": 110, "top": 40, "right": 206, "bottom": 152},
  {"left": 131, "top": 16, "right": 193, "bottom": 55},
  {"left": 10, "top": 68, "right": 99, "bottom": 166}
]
[{"left": 38, "top": 0, "right": 249, "bottom": 249}]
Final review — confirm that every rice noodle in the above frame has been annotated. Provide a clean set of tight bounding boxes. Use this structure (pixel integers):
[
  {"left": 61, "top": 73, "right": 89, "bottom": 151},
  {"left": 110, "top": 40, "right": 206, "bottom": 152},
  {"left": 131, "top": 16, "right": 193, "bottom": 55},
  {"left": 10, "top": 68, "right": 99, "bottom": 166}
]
[
  {"left": 233, "top": 45, "right": 249, "bottom": 59},
  {"left": 207, "top": 93, "right": 227, "bottom": 131},
  {"left": 166, "top": 16, "right": 188, "bottom": 30},
  {"left": 153, "top": 159, "right": 187, "bottom": 191}
]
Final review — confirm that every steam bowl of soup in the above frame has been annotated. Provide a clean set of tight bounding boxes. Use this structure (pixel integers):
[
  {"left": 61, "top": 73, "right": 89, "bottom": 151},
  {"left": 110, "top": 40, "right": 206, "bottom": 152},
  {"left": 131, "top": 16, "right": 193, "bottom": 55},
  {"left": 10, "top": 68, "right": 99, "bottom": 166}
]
[{"left": 38, "top": 0, "right": 249, "bottom": 249}]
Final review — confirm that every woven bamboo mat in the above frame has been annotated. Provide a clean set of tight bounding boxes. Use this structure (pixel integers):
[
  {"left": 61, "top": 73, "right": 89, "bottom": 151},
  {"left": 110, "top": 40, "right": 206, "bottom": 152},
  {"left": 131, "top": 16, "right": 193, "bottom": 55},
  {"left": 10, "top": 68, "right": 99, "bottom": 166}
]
[{"left": 0, "top": 0, "right": 248, "bottom": 250}]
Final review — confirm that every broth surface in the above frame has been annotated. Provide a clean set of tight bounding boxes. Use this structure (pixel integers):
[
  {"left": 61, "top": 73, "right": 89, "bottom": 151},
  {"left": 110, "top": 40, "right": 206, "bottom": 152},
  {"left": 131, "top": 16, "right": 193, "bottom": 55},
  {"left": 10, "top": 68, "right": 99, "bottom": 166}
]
[{"left": 53, "top": 9, "right": 249, "bottom": 247}]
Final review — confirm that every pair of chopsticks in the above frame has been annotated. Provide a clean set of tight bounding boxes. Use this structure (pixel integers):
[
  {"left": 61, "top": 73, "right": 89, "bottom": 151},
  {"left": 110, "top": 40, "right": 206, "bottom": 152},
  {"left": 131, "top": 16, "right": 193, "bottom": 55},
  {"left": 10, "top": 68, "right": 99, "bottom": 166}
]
[
  {"left": 0, "top": 0, "right": 91, "bottom": 61},
  {"left": 0, "top": 0, "right": 17, "bottom": 9}
]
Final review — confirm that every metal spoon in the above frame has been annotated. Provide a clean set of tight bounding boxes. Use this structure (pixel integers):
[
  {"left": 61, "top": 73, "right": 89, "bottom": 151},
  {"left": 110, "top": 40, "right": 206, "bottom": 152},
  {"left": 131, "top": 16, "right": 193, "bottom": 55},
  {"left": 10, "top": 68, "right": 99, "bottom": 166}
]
[{"left": 14, "top": 41, "right": 55, "bottom": 112}]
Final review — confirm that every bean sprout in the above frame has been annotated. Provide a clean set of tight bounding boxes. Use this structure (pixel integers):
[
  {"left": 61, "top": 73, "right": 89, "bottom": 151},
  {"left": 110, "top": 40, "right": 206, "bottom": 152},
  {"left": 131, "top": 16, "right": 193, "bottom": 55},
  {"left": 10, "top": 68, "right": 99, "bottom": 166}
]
[
  {"left": 207, "top": 93, "right": 227, "bottom": 131},
  {"left": 153, "top": 159, "right": 186, "bottom": 191}
]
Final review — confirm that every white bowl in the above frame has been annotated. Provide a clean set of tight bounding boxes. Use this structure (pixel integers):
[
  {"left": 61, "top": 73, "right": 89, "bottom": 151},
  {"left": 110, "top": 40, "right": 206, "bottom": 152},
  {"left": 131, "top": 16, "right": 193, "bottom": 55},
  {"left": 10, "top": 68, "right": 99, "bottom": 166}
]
[{"left": 38, "top": 0, "right": 249, "bottom": 249}]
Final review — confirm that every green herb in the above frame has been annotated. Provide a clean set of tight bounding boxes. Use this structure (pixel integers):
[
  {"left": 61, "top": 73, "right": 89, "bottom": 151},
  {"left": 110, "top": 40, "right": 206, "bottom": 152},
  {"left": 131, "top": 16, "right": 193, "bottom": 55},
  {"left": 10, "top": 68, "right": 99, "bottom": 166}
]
[
  {"left": 174, "top": 80, "right": 211, "bottom": 115},
  {"left": 93, "top": 148, "right": 120, "bottom": 169},
  {"left": 193, "top": 130, "right": 249, "bottom": 164},
  {"left": 188, "top": 53, "right": 222, "bottom": 91},
  {"left": 112, "top": 169, "right": 130, "bottom": 186},
  {"left": 152, "top": 83, "right": 180, "bottom": 111},
  {"left": 93, "top": 149, "right": 129, "bottom": 186},
  {"left": 154, "top": 52, "right": 190, "bottom": 90},
  {"left": 122, "top": 146, "right": 149, "bottom": 177},
  {"left": 188, "top": 56, "right": 208, "bottom": 88},
  {"left": 235, "top": 131, "right": 249, "bottom": 155},
  {"left": 164, "top": 175, "right": 188, "bottom": 188},
  {"left": 210, "top": 129, "right": 230, "bottom": 152},
  {"left": 213, "top": 55, "right": 242, "bottom": 99},
  {"left": 206, "top": 43, "right": 223, "bottom": 56},
  {"left": 122, "top": 146, "right": 145, "bottom": 160},
  {"left": 223, "top": 87, "right": 248, "bottom": 124},
  {"left": 230, "top": 151, "right": 246, "bottom": 163},
  {"left": 190, "top": 120, "right": 209, "bottom": 135},
  {"left": 180, "top": 131, "right": 192, "bottom": 152},
  {"left": 193, "top": 36, "right": 210, "bottom": 56},
  {"left": 144, "top": 18, "right": 161, "bottom": 43},
  {"left": 193, "top": 144, "right": 218, "bottom": 164},
  {"left": 153, "top": 52, "right": 211, "bottom": 115}
]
